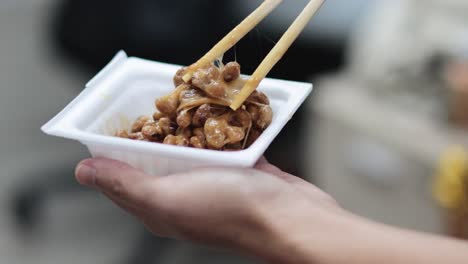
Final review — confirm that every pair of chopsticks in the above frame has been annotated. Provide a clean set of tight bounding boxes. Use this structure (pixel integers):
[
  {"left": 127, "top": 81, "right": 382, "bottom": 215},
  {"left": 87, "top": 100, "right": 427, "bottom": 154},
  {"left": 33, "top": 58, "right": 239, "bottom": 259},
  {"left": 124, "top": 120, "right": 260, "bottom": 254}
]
[{"left": 182, "top": 0, "right": 325, "bottom": 110}]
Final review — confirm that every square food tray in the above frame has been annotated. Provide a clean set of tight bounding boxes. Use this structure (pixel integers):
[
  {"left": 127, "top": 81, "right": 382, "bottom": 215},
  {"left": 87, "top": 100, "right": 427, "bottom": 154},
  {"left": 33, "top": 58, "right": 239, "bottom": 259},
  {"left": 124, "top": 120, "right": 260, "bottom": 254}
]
[{"left": 41, "top": 51, "right": 313, "bottom": 175}]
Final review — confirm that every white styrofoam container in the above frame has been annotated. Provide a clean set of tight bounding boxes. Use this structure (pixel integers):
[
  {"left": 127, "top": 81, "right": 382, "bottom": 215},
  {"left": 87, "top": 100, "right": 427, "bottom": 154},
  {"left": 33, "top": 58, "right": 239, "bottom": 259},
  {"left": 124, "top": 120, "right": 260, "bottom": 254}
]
[{"left": 41, "top": 51, "right": 313, "bottom": 175}]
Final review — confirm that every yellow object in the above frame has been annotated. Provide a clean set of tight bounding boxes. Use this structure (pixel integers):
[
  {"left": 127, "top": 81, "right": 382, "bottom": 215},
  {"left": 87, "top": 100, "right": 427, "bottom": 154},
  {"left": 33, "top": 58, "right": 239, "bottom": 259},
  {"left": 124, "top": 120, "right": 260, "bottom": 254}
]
[{"left": 433, "top": 147, "right": 468, "bottom": 210}]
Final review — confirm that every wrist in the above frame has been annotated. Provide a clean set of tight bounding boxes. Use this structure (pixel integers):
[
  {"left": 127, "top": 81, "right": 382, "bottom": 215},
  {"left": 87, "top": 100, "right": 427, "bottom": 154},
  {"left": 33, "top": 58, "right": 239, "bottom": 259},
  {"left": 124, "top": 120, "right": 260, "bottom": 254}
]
[
  {"left": 251, "top": 200, "right": 366, "bottom": 263},
  {"left": 244, "top": 195, "right": 468, "bottom": 264}
]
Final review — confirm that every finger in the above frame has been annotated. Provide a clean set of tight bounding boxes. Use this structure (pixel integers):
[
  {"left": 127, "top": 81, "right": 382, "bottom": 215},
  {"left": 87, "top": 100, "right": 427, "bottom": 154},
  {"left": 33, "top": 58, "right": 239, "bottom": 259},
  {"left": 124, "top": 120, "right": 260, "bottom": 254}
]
[
  {"left": 254, "top": 159, "right": 330, "bottom": 199},
  {"left": 102, "top": 190, "right": 145, "bottom": 218},
  {"left": 102, "top": 191, "right": 176, "bottom": 238},
  {"left": 255, "top": 159, "right": 299, "bottom": 182},
  {"left": 255, "top": 156, "right": 270, "bottom": 166},
  {"left": 254, "top": 157, "right": 284, "bottom": 175},
  {"left": 75, "top": 158, "right": 156, "bottom": 207},
  {"left": 255, "top": 157, "right": 314, "bottom": 184}
]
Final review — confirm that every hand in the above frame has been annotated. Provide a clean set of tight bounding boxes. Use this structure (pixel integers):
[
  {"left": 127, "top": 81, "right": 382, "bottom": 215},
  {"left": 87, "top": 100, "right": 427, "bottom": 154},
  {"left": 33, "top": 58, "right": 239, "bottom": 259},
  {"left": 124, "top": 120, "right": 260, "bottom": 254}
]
[{"left": 74, "top": 157, "right": 342, "bottom": 262}]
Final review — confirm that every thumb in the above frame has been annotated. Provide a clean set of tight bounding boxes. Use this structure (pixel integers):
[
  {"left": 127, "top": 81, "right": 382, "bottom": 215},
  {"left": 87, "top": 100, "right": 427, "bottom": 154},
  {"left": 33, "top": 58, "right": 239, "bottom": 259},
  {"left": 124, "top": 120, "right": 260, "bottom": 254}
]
[{"left": 75, "top": 158, "right": 155, "bottom": 206}]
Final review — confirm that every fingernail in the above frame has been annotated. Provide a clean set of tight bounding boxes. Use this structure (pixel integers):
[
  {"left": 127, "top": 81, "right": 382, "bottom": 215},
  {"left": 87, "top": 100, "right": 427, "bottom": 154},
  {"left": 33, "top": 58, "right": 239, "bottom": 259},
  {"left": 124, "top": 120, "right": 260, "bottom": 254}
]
[{"left": 76, "top": 163, "right": 97, "bottom": 187}]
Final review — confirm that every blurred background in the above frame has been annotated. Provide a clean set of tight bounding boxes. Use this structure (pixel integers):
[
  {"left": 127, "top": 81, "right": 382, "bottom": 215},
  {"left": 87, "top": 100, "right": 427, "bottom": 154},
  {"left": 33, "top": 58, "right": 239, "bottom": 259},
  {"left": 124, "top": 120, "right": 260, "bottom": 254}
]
[{"left": 1, "top": 0, "right": 468, "bottom": 263}]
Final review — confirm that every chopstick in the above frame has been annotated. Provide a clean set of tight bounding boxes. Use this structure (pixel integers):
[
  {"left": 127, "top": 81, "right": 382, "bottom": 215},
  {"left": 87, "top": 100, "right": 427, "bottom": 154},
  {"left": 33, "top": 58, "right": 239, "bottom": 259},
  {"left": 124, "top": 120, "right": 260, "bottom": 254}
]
[
  {"left": 230, "top": 0, "right": 325, "bottom": 110},
  {"left": 182, "top": 0, "right": 283, "bottom": 83}
]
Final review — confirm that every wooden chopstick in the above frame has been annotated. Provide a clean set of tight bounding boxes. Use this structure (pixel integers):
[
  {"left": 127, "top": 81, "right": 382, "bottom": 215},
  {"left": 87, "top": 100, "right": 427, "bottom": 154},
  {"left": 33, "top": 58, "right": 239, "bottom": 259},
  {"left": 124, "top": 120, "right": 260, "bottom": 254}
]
[
  {"left": 182, "top": 0, "right": 283, "bottom": 83},
  {"left": 230, "top": 0, "right": 325, "bottom": 110}
]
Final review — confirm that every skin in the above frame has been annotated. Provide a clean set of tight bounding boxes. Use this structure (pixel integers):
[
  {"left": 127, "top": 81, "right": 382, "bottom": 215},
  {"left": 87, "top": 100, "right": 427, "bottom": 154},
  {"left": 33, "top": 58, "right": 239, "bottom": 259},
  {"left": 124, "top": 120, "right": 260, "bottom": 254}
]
[{"left": 75, "top": 157, "right": 468, "bottom": 264}]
